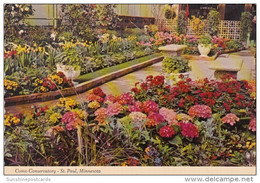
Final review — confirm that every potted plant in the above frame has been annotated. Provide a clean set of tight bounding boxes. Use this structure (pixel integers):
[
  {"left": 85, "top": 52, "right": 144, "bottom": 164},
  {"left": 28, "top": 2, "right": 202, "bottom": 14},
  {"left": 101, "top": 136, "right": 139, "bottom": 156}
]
[
  {"left": 198, "top": 35, "right": 212, "bottom": 57},
  {"left": 55, "top": 46, "right": 81, "bottom": 81},
  {"left": 162, "top": 56, "right": 191, "bottom": 85}
]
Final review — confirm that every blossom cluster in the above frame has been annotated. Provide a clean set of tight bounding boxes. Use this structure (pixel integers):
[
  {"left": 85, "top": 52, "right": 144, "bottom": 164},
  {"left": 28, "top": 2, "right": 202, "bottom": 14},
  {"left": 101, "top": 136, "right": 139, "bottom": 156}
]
[
  {"left": 178, "top": 122, "right": 199, "bottom": 138},
  {"left": 159, "top": 126, "right": 175, "bottom": 138},
  {"left": 188, "top": 105, "right": 212, "bottom": 119},
  {"left": 159, "top": 107, "right": 177, "bottom": 125},
  {"left": 221, "top": 113, "right": 240, "bottom": 126},
  {"left": 61, "top": 111, "right": 84, "bottom": 131}
]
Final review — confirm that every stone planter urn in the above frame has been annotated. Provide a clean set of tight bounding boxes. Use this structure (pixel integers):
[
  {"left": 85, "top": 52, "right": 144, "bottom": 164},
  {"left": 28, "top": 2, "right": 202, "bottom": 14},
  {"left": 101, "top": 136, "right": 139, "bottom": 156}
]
[
  {"left": 56, "top": 63, "right": 81, "bottom": 81},
  {"left": 198, "top": 44, "right": 211, "bottom": 57}
]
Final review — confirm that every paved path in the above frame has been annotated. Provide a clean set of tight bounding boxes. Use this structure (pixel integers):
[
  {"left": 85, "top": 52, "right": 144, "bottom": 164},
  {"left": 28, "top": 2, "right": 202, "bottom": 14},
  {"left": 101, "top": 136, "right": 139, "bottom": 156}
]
[{"left": 5, "top": 50, "right": 255, "bottom": 115}]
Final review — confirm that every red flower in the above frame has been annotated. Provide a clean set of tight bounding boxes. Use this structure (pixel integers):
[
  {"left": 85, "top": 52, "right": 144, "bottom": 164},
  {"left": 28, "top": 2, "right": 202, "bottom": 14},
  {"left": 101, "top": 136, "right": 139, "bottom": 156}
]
[
  {"left": 159, "top": 126, "right": 175, "bottom": 138},
  {"left": 152, "top": 75, "right": 165, "bottom": 86},
  {"left": 142, "top": 100, "right": 159, "bottom": 114},
  {"left": 131, "top": 87, "right": 140, "bottom": 94},
  {"left": 92, "top": 87, "right": 106, "bottom": 98},
  {"left": 178, "top": 122, "right": 199, "bottom": 138},
  {"left": 127, "top": 157, "right": 139, "bottom": 166},
  {"left": 146, "top": 75, "right": 153, "bottom": 81},
  {"left": 49, "top": 83, "right": 56, "bottom": 90},
  {"left": 223, "top": 103, "right": 230, "bottom": 112},
  {"left": 57, "top": 71, "right": 65, "bottom": 78},
  {"left": 140, "top": 83, "right": 148, "bottom": 91}
]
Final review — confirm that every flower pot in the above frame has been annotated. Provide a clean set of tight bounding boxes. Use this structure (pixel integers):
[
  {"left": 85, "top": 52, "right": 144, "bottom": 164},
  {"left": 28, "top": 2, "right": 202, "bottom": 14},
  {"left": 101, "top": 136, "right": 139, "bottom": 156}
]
[
  {"left": 56, "top": 63, "right": 80, "bottom": 81},
  {"left": 164, "top": 72, "right": 190, "bottom": 85},
  {"left": 198, "top": 44, "right": 211, "bottom": 57}
]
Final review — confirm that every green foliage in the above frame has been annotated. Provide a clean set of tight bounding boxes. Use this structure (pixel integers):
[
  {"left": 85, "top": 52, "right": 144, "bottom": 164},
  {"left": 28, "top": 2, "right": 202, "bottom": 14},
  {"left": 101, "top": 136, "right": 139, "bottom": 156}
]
[
  {"left": 177, "top": 11, "right": 187, "bottom": 35},
  {"left": 164, "top": 7, "right": 176, "bottom": 19},
  {"left": 240, "top": 12, "right": 253, "bottom": 41},
  {"left": 4, "top": 4, "right": 34, "bottom": 42},
  {"left": 198, "top": 35, "right": 212, "bottom": 46},
  {"left": 59, "top": 5, "right": 120, "bottom": 41},
  {"left": 226, "top": 40, "right": 243, "bottom": 50},
  {"left": 207, "top": 9, "right": 220, "bottom": 36},
  {"left": 162, "top": 56, "right": 191, "bottom": 74}
]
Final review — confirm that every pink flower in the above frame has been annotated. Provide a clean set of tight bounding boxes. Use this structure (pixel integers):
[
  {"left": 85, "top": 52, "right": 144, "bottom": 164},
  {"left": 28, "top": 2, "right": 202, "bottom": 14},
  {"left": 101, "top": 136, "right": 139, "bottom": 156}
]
[
  {"left": 178, "top": 122, "right": 199, "bottom": 138},
  {"left": 159, "top": 107, "right": 177, "bottom": 125},
  {"left": 104, "top": 94, "right": 117, "bottom": 104},
  {"left": 249, "top": 118, "right": 256, "bottom": 132},
  {"left": 142, "top": 100, "right": 159, "bottom": 114},
  {"left": 94, "top": 108, "right": 108, "bottom": 125},
  {"left": 221, "top": 113, "right": 240, "bottom": 126},
  {"left": 106, "top": 102, "right": 123, "bottom": 116},
  {"left": 146, "top": 112, "right": 164, "bottom": 127},
  {"left": 159, "top": 126, "right": 175, "bottom": 138},
  {"left": 61, "top": 112, "right": 84, "bottom": 131},
  {"left": 129, "top": 101, "right": 143, "bottom": 112},
  {"left": 188, "top": 105, "right": 212, "bottom": 119},
  {"left": 116, "top": 93, "right": 134, "bottom": 105},
  {"left": 129, "top": 112, "right": 147, "bottom": 125}
]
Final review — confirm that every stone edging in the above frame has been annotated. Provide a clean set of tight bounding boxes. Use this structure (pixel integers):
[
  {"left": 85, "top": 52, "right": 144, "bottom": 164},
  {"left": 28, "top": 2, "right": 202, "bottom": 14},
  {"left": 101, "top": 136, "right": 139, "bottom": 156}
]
[{"left": 5, "top": 56, "right": 164, "bottom": 106}]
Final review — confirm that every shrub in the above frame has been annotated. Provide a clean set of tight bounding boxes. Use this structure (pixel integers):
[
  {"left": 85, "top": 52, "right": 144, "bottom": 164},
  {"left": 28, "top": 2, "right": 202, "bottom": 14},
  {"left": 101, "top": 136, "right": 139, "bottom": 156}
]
[
  {"left": 177, "top": 11, "right": 186, "bottom": 35},
  {"left": 240, "top": 11, "right": 253, "bottom": 41},
  {"left": 162, "top": 56, "right": 191, "bottom": 74},
  {"left": 207, "top": 9, "right": 220, "bottom": 36}
]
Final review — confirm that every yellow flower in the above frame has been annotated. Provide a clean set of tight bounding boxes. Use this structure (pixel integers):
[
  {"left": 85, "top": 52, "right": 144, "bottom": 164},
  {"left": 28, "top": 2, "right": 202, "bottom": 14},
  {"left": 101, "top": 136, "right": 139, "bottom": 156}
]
[
  {"left": 49, "top": 113, "right": 62, "bottom": 123},
  {"left": 250, "top": 92, "right": 256, "bottom": 99},
  {"left": 4, "top": 114, "right": 20, "bottom": 126},
  {"left": 72, "top": 109, "right": 88, "bottom": 120},
  {"left": 4, "top": 79, "right": 18, "bottom": 91},
  {"left": 58, "top": 98, "right": 78, "bottom": 110},
  {"left": 40, "top": 86, "right": 47, "bottom": 92},
  {"left": 88, "top": 101, "right": 100, "bottom": 109},
  {"left": 12, "top": 117, "right": 20, "bottom": 125},
  {"left": 38, "top": 47, "right": 43, "bottom": 52}
]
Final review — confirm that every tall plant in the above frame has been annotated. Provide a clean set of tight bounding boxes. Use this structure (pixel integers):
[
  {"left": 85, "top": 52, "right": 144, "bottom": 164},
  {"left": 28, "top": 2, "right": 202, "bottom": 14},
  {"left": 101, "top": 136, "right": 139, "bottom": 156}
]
[
  {"left": 207, "top": 9, "right": 220, "bottom": 36},
  {"left": 240, "top": 11, "right": 253, "bottom": 42},
  {"left": 177, "top": 10, "right": 186, "bottom": 35}
]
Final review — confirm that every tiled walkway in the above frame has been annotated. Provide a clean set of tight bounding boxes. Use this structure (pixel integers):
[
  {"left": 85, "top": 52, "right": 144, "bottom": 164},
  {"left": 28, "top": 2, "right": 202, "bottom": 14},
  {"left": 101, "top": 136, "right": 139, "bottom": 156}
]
[{"left": 5, "top": 50, "right": 255, "bottom": 115}]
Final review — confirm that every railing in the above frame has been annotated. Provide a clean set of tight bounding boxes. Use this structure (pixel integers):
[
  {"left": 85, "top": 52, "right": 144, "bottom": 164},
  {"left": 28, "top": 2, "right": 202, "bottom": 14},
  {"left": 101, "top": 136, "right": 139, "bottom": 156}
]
[{"left": 158, "top": 19, "right": 241, "bottom": 40}]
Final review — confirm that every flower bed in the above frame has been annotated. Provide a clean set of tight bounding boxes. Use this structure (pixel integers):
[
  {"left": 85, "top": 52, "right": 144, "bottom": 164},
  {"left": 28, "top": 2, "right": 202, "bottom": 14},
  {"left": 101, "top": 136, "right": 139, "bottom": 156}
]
[
  {"left": 5, "top": 54, "right": 163, "bottom": 105},
  {"left": 5, "top": 75, "right": 256, "bottom": 166}
]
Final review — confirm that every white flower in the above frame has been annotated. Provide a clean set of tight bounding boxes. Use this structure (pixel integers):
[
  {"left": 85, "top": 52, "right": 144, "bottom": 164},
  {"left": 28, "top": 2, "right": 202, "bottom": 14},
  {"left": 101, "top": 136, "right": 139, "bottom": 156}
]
[
  {"left": 11, "top": 6, "right": 14, "bottom": 10},
  {"left": 19, "top": 30, "right": 24, "bottom": 35},
  {"left": 24, "top": 7, "right": 29, "bottom": 11},
  {"left": 50, "top": 32, "right": 56, "bottom": 41}
]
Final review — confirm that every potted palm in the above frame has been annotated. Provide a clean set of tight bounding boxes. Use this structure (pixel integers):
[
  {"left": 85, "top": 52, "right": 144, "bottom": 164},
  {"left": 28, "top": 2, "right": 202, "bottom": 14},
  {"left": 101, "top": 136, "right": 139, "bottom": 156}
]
[
  {"left": 162, "top": 56, "right": 191, "bottom": 85},
  {"left": 198, "top": 35, "right": 212, "bottom": 57}
]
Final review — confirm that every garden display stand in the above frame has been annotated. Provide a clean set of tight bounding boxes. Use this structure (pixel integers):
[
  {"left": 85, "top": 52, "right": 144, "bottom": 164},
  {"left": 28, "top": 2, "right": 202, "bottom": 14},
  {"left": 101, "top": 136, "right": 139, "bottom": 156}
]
[
  {"left": 158, "top": 44, "right": 187, "bottom": 57},
  {"left": 209, "top": 55, "right": 243, "bottom": 80}
]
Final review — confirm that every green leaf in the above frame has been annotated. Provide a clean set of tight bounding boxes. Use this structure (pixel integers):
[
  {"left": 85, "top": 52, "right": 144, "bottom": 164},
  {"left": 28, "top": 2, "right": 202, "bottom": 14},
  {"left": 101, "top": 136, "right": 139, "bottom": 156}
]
[{"left": 169, "top": 135, "right": 182, "bottom": 145}]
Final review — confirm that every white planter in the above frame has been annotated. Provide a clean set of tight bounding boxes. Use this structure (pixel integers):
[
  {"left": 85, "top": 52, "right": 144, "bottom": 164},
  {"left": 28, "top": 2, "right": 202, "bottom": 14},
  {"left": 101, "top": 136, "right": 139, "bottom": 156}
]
[
  {"left": 198, "top": 44, "right": 211, "bottom": 57},
  {"left": 56, "top": 63, "right": 80, "bottom": 81},
  {"left": 164, "top": 72, "right": 190, "bottom": 85}
]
